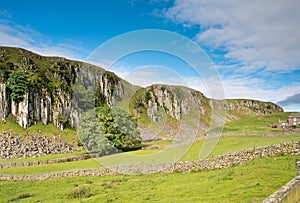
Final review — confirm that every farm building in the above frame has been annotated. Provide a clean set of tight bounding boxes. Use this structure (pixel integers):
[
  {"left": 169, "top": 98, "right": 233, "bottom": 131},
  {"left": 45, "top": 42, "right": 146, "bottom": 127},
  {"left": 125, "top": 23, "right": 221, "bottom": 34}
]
[{"left": 279, "top": 113, "right": 300, "bottom": 128}]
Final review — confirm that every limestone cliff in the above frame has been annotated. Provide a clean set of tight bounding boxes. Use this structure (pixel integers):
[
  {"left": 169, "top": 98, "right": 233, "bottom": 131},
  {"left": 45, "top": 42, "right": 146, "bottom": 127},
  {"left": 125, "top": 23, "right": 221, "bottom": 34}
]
[
  {"left": 225, "top": 99, "right": 283, "bottom": 119},
  {"left": 0, "top": 47, "right": 124, "bottom": 129},
  {"left": 0, "top": 47, "right": 284, "bottom": 134}
]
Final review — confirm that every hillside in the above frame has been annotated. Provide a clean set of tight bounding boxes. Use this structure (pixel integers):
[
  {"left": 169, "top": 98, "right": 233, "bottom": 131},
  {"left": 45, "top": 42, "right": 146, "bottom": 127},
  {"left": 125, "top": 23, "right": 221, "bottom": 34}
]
[{"left": 0, "top": 46, "right": 284, "bottom": 141}]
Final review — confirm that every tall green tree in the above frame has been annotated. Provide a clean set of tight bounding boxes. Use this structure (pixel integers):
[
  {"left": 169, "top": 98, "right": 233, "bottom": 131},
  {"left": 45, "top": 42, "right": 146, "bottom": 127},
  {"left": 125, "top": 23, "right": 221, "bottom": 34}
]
[
  {"left": 96, "top": 105, "right": 142, "bottom": 151},
  {"left": 78, "top": 109, "right": 113, "bottom": 154},
  {"left": 7, "top": 70, "right": 30, "bottom": 103}
]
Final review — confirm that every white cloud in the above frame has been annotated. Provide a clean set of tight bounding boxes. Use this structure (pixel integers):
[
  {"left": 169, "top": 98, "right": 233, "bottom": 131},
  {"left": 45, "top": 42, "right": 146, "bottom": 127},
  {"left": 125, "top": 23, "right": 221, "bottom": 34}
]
[
  {"left": 165, "top": 0, "right": 300, "bottom": 72},
  {"left": 0, "top": 19, "right": 86, "bottom": 60}
]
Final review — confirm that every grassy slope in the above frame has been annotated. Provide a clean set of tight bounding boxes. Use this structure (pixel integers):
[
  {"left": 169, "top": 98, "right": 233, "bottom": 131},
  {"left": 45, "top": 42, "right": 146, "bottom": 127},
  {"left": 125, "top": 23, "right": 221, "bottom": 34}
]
[
  {"left": 1, "top": 46, "right": 299, "bottom": 202},
  {"left": 0, "top": 155, "right": 298, "bottom": 202},
  {"left": 1, "top": 135, "right": 300, "bottom": 175},
  {"left": 223, "top": 112, "right": 290, "bottom": 133},
  {"left": 181, "top": 135, "right": 300, "bottom": 161}
]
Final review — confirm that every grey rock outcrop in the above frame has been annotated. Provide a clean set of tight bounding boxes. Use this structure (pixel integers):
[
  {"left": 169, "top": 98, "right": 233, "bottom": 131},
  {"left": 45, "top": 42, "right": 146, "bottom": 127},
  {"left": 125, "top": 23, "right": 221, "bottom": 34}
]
[
  {"left": 140, "top": 85, "right": 206, "bottom": 122},
  {"left": 0, "top": 132, "right": 76, "bottom": 159},
  {"left": 0, "top": 47, "right": 284, "bottom": 132},
  {"left": 225, "top": 99, "right": 283, "bottom": 115},
  {"left": 0, "top": 83, "right": 9, "bottom": 120},
  {"left": 0, "top": 65, "right": 124, "bottom": 129}
]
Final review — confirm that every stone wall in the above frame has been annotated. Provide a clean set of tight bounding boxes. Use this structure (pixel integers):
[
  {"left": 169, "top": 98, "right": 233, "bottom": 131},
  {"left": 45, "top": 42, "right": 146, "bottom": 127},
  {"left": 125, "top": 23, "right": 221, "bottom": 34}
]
[
  {"left": 0, "top": 154, "right": 92, "bottom": 169},
  {"left": 0, "top": 141, "right": 299, "bottom": 180}
]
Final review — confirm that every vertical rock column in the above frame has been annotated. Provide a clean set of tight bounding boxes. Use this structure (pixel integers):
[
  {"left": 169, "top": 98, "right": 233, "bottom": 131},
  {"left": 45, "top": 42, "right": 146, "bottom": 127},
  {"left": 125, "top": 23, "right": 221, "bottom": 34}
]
[{"left": 0, "top": 83, "right": 10, "bottom": 121}]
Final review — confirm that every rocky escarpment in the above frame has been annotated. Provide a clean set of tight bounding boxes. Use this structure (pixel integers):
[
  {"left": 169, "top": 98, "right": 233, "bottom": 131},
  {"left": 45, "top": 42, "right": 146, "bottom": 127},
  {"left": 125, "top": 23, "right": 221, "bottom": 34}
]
[
  {"left": 225, "top": 99, "right": 283, "bottom": 115},
  {"left": 0, "top": 132, "right": 76, "bottom": 159},
  {"left": 0, "top": 47, "right": 284, "bottom": 132},
  {"left": 133, "top": 85, "right": 283, "bottom": 124},
  {"left": 132, "top": 85, "right": 207, "bottom": 122},
  {"left": 0, "top": 47, "right": 124, "bottom": 129},
  {"left": 130, "top": 84, "right": 283, "bottom": 139}
]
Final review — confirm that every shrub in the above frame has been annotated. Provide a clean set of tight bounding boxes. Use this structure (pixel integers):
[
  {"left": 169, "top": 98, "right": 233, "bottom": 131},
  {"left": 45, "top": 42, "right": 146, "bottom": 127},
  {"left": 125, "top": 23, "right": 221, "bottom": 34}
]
[{"left": 67, "top": 187, "right": 94, "bottom": 199}]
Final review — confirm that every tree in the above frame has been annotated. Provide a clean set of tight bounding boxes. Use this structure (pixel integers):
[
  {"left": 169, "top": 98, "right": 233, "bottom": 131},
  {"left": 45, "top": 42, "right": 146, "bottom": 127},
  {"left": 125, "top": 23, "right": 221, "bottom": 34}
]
[
  {"left": 78, "top": 109, "right": 113, "bottom": 154},
  {"left": 0, "top": 63, "right": 10, "bottom": 81},
  {"left": 96, "top": 105, "right": 142, "bottom": 151},
  {"left": 72, "top": 82, "right": 95, "bottom": 111},
  {"left": 7, "top": 70, "right": 30, "bottom": 103}
]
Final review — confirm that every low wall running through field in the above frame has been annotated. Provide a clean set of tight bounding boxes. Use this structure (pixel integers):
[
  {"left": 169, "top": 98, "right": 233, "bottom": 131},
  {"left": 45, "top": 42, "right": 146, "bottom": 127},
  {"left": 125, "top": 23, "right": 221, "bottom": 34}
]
[
  {"left": 0, "top": 154, "right": 92, "bottom": 169},
  {"left": 263, "top": 160, "right": 300, "bottom": 203},
  {"left": 0, "top": 141, "right": 299, "bottom": 180}
]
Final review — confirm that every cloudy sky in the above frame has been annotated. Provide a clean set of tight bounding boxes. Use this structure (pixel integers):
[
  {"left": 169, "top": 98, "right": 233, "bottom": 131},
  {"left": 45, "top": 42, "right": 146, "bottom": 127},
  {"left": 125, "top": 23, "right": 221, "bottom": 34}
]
[{"left": 0, "top": 0, "right": 299, "bottom": 111}]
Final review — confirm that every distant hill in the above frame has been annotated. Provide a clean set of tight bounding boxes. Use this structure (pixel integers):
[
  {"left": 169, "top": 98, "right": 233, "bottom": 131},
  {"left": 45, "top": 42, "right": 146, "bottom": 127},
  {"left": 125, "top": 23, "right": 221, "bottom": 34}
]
[{"left": 0, "top": 46, "right": 283, "bottom": 140}]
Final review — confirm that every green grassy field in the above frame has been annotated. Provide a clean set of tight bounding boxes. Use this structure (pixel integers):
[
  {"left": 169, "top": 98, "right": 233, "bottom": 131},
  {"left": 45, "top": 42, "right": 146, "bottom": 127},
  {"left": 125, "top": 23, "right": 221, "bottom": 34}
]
[
  {"left": 181, "top": 135, "right": 300, "bottom": 161},
  {"left": 1, "top": 135, "right": 299, "bottom": 176},
  {"left": 1, "top": 111, "right": 300, "bottom": 202},
  {"left": 0, "top": 155, "right": 298, "bottom": 202},
  {"left": 223, "top": 112, "right": 290, "bottom": 133}
]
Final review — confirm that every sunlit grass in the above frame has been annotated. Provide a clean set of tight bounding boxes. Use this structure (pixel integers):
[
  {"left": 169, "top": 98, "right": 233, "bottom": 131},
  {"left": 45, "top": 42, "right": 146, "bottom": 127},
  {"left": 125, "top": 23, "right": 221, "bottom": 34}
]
[{"left": 0, "top": 155, "right": 298, "bottom": 202}]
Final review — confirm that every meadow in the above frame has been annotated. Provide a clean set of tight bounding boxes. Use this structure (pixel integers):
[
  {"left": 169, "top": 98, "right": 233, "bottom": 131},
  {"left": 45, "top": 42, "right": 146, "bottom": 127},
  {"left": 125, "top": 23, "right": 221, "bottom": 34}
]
[
  {"left": 0, "top": 155, "right": 298, "bottom": 202},
  {"left": 1, "top": 112, "right": 300, "bottom": 202}
]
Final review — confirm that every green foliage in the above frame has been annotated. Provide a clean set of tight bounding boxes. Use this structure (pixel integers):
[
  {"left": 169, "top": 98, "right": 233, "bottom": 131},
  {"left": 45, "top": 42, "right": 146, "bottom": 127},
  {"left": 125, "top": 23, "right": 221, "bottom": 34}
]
[
  {"left": 96, "top": 105, "right": 142, "bottom": 151},
  {"left": 0, "top": 62, "right": 11, "bottom": 81},
  {"left": 78, "top": 110, "right": 113, "bottom": 154},
  {"left": 145, "top": 91, "right": 152, "bottom": 103},
  {"left": 57, "top": 113, "right": 67, "bottom": 125},
  {"left": 78, "top": 104, "right": 142, "bottom": 154},
  {"left": 67, "top": 187, "right": 94, "bottom": 199},
  {"left": 104, "top": 71, "right": 119, "bottom": 96},
  {"left": 7, "top": 69, "right": 30, "bottom": 103},
  {"left": 73, "top": 82, "right": 95, "bottom": 111},
  {"left": 95, "top": 87, "right": 106, "bottom": 107},
  {"left": 0, "top": 47, "right": 78, "bottom": 98}
]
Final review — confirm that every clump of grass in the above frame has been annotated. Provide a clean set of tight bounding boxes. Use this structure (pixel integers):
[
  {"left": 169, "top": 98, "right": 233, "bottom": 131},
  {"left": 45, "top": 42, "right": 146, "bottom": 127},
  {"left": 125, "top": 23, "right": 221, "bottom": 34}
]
[
  {"left": 217, "top": 169, "right": 235, "bottom": 181},
  {"left": 8, "top": 193, "right": 31, "bottom": 202},
  {"left": 85, "top": 180, "right": 93, "bottom": 184},
  {"left": 67, "top": 187, "right": 94, "bottom": 199}
]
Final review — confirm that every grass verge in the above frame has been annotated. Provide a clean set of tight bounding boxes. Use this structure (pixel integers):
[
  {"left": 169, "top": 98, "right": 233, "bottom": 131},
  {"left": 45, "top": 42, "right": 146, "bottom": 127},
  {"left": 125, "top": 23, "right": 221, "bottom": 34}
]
[{"left": 0, "top": 154, "right": 299, "bottom": 202}]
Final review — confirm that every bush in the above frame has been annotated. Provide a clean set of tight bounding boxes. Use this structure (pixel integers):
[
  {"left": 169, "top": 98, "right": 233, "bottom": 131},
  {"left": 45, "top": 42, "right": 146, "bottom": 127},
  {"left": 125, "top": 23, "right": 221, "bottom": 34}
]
[{"left": 67, "top": 187, "right": 94, "bottom": 199}]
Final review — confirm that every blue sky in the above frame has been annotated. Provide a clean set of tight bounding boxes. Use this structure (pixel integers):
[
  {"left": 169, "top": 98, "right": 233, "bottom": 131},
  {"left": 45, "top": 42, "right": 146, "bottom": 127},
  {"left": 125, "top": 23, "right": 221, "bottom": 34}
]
[{"left": 0, "top": 0, "right": 299, "bottom": 111}]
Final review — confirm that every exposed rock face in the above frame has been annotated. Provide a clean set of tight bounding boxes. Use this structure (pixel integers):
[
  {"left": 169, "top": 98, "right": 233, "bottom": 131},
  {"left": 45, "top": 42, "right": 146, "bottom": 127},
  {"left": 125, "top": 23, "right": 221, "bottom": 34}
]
[
  {"left": 0, "top": 47, "right": 124, "bottom": 129},
  {"left": 0, "top": 83, "right": 9, "bottom": 120},
  {"left": 0, "top": 47, "right": 284, "bottom": 131},
  {"left": 225, "top": 99, "right": 283, "bottom": 115},
  {"left": 139, "top": 85, "right": 206, "bottom": 122}
]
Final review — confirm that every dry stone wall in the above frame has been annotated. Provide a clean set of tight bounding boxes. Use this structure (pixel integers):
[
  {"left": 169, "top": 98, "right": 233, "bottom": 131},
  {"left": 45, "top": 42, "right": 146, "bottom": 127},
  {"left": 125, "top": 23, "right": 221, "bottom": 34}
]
[{"left": 1, "top": 141, "right": 299, "bottom": 180}]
